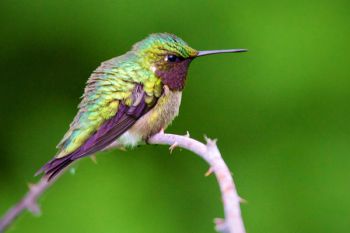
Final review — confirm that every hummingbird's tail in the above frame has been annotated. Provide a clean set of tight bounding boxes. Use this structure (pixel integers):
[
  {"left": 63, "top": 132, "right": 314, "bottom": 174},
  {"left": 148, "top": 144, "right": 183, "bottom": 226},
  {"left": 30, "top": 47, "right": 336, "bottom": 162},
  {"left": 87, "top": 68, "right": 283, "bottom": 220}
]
[{"left": 35, "top": 156, "right": 74, "bottom": 181}]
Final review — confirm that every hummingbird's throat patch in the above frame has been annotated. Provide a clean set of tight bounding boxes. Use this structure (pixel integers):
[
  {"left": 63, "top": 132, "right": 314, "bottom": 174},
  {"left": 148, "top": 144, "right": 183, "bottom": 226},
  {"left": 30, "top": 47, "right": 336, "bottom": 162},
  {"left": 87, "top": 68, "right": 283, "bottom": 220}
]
[{"left": 155, "top": 59, "right": 192, "bottom": 91}]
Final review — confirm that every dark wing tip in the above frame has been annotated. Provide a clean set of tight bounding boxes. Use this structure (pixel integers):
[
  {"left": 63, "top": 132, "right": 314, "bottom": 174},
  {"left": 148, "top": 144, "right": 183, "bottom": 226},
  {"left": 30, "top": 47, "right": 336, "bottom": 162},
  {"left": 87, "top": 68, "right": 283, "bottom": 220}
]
[{"left": 35, "top": 156, "right": 74, "bottom": 181}]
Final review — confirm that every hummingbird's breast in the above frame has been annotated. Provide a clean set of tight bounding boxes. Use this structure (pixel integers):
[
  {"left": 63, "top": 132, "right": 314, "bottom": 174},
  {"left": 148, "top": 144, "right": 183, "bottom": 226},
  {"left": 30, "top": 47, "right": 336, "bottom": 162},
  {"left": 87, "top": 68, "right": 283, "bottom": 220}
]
[{"left": 117, "top": 86, "right": 182, "bottom": 147}]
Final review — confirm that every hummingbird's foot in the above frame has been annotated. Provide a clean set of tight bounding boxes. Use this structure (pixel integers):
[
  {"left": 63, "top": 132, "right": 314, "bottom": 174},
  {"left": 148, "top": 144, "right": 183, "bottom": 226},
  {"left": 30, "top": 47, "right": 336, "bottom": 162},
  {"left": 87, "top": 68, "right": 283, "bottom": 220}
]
[
  {"left": 117, "top": 146, "right": 127, "bottom": 151},
  {"left": 169, "top": 142, "right": 178, "bottom": 153},
  {"left": 145, "top": 128, "right": 165, "bottom": 144},
  {"left": 145, "top": 135, "right": 152, "bottom": 145}
]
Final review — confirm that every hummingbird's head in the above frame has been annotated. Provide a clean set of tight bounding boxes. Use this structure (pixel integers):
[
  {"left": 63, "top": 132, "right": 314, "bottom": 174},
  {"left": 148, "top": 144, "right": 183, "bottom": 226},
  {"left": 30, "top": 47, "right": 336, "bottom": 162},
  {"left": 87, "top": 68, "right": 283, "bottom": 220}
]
[
  {"left": 132, "top": 33, "right": 247, "bottom": 91},
  {"left": 132, "top": 33, "right": 197, "bottom": 91}
]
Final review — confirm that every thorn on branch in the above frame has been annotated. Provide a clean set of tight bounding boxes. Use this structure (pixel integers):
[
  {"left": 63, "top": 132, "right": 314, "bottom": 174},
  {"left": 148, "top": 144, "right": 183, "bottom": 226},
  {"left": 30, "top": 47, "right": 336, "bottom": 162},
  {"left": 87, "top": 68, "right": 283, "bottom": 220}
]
[
  {"left": 90, "top": 154, "right": 98, "bottom": 164},
  {"left": 185, "top": 131, "right": 190, "bottom": 138},
  {"left": 205, "top": 167, "right": 214, "bottom": 176},
  {"left": 27, "top": 203, "right": 41, "bottom": 215},
  {"left": 28, "top": 183, "right": 40, "bottom": 193},
  {"left": 239, "top": 196, "right": 248, "bottom": 204},
  {"left": 204, "top": 135, "right": 218, "bottom": 147},
  {"left": 27, "top": 183, "right": 35, "bottom": 190},
  {"left": 214, "top": 218, "right": 228, "bottom": 233},
  {"left": 169, "top": 142, "right": 178, "bottom": 154}
]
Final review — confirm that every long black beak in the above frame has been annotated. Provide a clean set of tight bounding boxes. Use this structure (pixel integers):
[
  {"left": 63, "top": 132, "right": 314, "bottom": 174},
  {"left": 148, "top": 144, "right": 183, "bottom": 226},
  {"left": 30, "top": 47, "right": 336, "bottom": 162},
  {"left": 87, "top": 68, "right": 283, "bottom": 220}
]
[{"left": 197, "top": 49, "right": 247, "bottom": 57}]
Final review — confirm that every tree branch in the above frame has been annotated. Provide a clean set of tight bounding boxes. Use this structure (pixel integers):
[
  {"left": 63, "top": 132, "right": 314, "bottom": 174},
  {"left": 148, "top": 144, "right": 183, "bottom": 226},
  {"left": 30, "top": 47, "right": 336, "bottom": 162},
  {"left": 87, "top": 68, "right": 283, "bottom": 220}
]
[
  {"left": 148, "top": 131, "right": 246, "bottom": 233},
  {"left": 0, "top": 131, "right": 246, "bottom": 233},
  {"left": 0, "top": 178, "right": 51, "bottom": 232}
]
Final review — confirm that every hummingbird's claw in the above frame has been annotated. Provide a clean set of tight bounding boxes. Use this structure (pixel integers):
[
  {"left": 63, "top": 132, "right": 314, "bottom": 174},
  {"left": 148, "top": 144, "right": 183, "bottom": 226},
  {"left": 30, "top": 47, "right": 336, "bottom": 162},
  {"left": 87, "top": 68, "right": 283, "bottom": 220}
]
[
  {"left": 169, "top": 142, "right": 178, "bottom": 153},
  {"left": 185, "top": 131, "right": 190, "bottom": 138},
  {"left": 117, "top": 146, "right": 127, "bottom": 151},
  {"left": 147, "top": 128, "right": 165, "bottom": 144}
]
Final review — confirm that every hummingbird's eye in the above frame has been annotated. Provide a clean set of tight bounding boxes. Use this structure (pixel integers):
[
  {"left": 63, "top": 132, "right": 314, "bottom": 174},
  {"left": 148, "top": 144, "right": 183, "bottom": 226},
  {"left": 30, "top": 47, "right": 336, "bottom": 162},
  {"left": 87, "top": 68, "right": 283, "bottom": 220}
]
[{"left": 166, "top": 54, "right": 180, "bottom": 62}]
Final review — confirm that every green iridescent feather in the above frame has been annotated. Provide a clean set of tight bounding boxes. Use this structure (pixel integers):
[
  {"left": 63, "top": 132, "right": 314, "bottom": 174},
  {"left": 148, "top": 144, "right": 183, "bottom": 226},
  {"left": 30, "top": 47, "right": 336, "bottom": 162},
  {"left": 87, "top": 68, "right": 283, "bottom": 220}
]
[{"left": 56, "top": 53, "right": 159, "bottom": 158}]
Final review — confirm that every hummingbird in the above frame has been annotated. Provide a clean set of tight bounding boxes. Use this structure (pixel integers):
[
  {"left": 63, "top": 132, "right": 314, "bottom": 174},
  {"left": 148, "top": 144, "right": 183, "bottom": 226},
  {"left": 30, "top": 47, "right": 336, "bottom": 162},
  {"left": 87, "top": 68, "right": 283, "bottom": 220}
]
[{"left": 37, "top": 33, "right": 247, "bottom": 180}]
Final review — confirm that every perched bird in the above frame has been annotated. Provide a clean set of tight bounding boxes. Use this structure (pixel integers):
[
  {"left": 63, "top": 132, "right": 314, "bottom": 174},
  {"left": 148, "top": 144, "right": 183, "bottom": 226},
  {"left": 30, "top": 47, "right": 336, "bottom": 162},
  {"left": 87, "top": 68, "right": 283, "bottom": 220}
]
[{"left": 37, "top": 33, "right": 246, "bottom": 180}]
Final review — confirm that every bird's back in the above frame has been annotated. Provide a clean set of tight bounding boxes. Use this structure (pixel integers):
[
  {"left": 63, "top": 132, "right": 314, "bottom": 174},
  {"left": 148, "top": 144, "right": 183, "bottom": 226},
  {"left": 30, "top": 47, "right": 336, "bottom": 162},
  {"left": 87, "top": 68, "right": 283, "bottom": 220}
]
[{"left": 55, "top": 52, "right": 158, "bottom": 158}]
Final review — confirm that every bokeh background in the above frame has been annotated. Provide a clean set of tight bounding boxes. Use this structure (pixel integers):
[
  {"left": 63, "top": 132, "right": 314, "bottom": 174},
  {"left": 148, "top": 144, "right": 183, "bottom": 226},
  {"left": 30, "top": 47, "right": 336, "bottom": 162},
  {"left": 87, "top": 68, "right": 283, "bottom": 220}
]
[{"left": 1, "top": 0, "right": 349, "bottom": 232}]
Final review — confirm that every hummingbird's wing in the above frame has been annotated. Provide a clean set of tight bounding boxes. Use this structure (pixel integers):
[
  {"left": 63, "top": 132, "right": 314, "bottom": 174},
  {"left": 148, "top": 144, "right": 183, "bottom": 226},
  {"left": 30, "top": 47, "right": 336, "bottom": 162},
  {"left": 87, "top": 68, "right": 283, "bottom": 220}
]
[{"left": 37, "top": 56, "right": 162, "bottom": 180}]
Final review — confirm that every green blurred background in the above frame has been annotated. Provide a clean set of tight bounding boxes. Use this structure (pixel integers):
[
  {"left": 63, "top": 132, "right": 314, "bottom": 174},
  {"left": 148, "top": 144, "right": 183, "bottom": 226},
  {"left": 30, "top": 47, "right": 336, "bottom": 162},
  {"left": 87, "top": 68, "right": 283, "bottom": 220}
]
[{"left": 1, "top": 0, "right": 349, "bottom": 232}]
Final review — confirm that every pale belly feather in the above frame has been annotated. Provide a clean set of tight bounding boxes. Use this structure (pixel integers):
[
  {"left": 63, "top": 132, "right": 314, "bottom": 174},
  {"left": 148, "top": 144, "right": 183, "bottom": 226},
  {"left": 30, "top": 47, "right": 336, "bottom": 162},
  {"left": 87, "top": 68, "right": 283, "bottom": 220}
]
[{"left": 116, "top": 90, "right": 182, "bottom": 147}]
